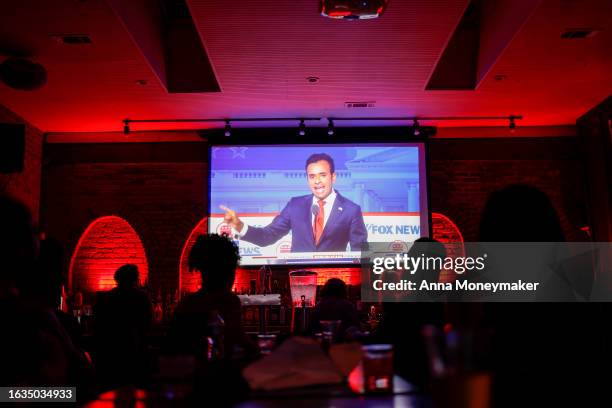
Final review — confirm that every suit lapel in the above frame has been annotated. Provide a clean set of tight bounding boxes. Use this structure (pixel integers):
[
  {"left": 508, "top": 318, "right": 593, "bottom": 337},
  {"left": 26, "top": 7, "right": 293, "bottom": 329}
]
[{"left": 303, "top": 195, "right": 316, "bottom": 246}]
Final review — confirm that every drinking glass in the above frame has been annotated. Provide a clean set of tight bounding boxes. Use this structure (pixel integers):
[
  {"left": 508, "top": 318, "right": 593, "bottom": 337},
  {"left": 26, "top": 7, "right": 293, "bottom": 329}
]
[
  {"left": 362, "top": 344, "right": 394, "bottom": 393},
  {"left": 320, "top": 319, "right": 342, "bottom": 344},
  {"left": 257, "top": 334, "right": 277, "bottom": 356}
]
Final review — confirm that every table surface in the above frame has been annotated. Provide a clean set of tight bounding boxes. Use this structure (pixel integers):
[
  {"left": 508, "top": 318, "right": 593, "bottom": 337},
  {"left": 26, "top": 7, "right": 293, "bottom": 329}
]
[
  {"left": 85, "top": 376, "right": 432, "bottom": 408},
  {"left": 236, "top": 394, "right": 431, "bottom": 408}
]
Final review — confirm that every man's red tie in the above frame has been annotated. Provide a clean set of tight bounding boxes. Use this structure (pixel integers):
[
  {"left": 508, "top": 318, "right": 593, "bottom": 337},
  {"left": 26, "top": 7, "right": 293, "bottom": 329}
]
[{"left": 314, "top": 200, "right": 325, "bottom": 245}]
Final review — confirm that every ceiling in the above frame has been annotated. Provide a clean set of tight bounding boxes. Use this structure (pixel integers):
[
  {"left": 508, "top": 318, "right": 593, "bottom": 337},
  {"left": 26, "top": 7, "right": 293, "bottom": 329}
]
[{"left": 0, "top": 0, "right": 610, "bottom": 133}]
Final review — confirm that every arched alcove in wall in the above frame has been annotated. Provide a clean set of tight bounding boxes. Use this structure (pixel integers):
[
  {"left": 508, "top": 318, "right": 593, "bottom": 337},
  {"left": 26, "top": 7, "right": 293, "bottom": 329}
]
[
  {"left": 432, "top": 212, "right": 465, "bottom": 282},
  {"left": 178, "top": 217, "right": 208, "bottom": 294},
  {"left": 69, "top": 215, "right": 149, "bottom": 293},
  {"left": 432, "top": 212, "right": 465, "bottom": 244}
]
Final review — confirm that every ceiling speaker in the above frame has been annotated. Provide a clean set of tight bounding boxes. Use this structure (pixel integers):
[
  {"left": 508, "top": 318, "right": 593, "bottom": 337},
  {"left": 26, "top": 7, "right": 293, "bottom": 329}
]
[{"left": 0, "top": 57, "right": 47, "bottom": 91}]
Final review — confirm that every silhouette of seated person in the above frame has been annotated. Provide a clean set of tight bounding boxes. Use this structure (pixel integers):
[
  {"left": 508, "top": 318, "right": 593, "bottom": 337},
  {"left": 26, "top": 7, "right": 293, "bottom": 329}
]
[
  {"left": 19, "top": 237, "right": 83, "bottom": 347},
  {"left": 308, "top": 278, "right": 360, "bottom": 341},
  {"left": 376, "top": 237, "right": 446, "bottom": 388},
  {"left": 476, "top": 184, "right": 601, "bottom": 406},
  {"left": 0, "top": 195, "right": 94, "bottom": 395},
  {"left": 93, "top": 263, "right": 152, "bottom": 389},
  {"left": 166, "top": 234, "right": 254, "bottom": 360}
]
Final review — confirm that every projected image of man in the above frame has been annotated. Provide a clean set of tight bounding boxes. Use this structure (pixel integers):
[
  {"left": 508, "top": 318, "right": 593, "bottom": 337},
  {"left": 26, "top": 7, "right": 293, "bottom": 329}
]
[{"left": 221, "top": 153, "right": 367, "bottom": 252}]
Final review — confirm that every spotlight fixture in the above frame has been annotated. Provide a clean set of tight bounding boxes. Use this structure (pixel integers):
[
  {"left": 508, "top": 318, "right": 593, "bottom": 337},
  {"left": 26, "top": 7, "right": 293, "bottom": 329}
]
[
  {"left": 327, "top": 118, "right": 335, "bottom": 136},
  {"left": 412, "top": 119, "right": 421, "bottom": 136},
  {"left": 123, "top": 119, "right": 130, "bottom": 135},
  {"left": 224, "top": 120, "right": 231, "bottom": 137},
  {"left": 298, "top": 119, "right": 306, "bottom": 136},
  {"left": 509, "top": 116, "right": 516, "bottom": 132}
]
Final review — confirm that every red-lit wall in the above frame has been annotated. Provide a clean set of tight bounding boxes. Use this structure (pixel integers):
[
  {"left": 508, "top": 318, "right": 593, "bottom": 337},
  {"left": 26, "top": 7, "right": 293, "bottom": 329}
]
[
  {"left": 69, "top": 216, "right": 149, "bottom": 292},
  {"left": 429, "top": 137, "right": 589, "bottom": 241},
  {"left": 41, "top": 141, "right": 208, "bottom": 294},
  {"left": 0, "top": 104, "right": 43, "bottom": 220},
  {"left": 178, "top": 217, "right": 207, "bottom": 293}
]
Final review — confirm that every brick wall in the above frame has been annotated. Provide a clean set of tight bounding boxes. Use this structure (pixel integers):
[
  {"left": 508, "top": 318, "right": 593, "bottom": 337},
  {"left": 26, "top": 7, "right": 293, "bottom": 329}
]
[
  {"left": 429, "top": 137, "right": 587, "bottom": 241},
  {"left": 577, "top": 95, "right": 612, "bottom": 241},
  {"left": 429, "top": 159, "right": 586, "bottom": 241},
  {"left": 41, "top": 142, "right": 208, "bottom": 294},
  {"left": 41, "top": 135, "right": 587, "bottom": 297},
  {"left": 70, "top": 215, "right": 149, "bottom": 293},
  {"left": 0, "top": 104, "right": 43, "bottom": 220}
]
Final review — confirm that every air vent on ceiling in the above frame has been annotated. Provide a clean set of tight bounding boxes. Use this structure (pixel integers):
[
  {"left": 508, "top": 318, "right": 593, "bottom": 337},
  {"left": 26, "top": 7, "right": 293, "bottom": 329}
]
[
  {"left": 561, "top": 29, "right": 600, "bottom": 39},
  {"left": 345, "top": 101, "right": 376, "bottom": 108},
  {"left": 61, "top": 35, "right": 92, "bottom": 44}
]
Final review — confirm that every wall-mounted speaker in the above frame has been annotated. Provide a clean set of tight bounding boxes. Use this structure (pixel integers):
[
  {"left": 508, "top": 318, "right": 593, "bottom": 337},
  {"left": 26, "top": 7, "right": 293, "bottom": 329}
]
[{"left": 0, "top": 123, "right": 25, "bottom": 173}]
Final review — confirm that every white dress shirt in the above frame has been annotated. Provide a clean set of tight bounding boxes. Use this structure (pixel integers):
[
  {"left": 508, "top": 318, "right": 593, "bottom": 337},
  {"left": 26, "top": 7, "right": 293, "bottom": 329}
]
[{"left": 311, "top": 189, "right": 337, "bottom": 230}]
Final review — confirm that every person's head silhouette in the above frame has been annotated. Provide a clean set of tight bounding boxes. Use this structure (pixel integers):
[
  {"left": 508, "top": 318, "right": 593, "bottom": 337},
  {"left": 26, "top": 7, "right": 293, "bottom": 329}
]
[
  {"left": 0, "top": 195, "right": 38, "bottom": 296},
  {"left": 408, "top": 237, "right": 447, "bottom": 284},
  {"left": 25, "top": 237, "right": 64, "bottom": 306},
  {"left": 189, "top": 234, "right": 241, "bottom": 292},
  {"left": 320, "top": 277, "right": 348, "bottom": 299},
  {"left": 479, "top": 184, "right": 565, "bottom": 242},
  {"left": 114, "top": 264, "right": 140, "bottom": 289}
]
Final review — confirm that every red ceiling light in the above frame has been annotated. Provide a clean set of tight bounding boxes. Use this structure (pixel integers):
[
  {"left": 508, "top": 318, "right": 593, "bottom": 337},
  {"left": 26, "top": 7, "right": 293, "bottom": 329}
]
[
  {"left": 320, "top": 0, "right": 390, "bottom": 20},
  {"left": 327, "top": 10, "right": 352, "bottom": 17}
]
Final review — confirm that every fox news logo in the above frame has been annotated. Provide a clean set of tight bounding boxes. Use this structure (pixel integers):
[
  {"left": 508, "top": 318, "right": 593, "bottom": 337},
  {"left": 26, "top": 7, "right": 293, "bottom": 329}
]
[
  {"left": 240, "top": 246, "right": 262, "bottom": 256},
  {"left": 366, "top": 224, "right": 420, "bottom": 235}
]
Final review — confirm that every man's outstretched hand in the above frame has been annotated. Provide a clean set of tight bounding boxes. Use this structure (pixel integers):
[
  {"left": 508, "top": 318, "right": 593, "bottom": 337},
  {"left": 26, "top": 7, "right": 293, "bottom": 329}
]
[{"left": 220, "top": 205, "right": 244, "bottom": 233}]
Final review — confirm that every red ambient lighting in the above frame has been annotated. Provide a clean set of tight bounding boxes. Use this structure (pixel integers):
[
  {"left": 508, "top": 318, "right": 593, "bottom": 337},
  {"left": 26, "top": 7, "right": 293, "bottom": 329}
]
[
  {"left": 432, "top": 212, "right": 464, "bottom": 244},
  {"left": 328, "top": 10, "right": 353, "bottom": 17},
  {"left": 179, "top": 217, "right": 208, "bottom": 294},
  {"left": 69, "top": 216, "right": 148, "bottom": 293}
]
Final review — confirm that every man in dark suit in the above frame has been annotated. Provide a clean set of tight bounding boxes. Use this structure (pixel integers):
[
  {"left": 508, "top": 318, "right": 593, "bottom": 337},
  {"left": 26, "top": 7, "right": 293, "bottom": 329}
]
[{"left": 221, "top": 153, "right": 367, "bottom": 252}]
